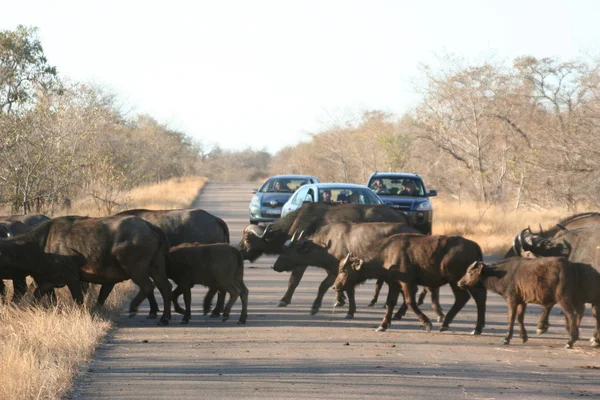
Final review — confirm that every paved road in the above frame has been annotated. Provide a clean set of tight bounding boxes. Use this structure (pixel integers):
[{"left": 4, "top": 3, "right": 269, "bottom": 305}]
[{"left": 71, "top": 182, "right": 600, "bottom": 400}]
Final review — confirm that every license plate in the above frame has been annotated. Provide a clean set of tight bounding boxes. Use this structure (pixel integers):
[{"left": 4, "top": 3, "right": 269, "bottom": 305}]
[{"left": 263, "top": 208, "right": 281, "bottom": 215}]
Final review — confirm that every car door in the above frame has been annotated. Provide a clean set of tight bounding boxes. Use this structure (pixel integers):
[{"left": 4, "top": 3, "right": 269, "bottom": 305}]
[{"left": 282, "top": 185, "right": 310, "bottom": 216}]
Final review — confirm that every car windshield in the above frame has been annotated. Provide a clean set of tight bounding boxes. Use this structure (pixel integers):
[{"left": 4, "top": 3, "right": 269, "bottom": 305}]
[
  {"left": 261, "top": 178, "right": 308, "bottom": 193},
  {"left": 368, "top": 178, "right": 425, "bottom": 197},
  {"left": 322, "top": 187, "right": 383, "bottom": 204}
]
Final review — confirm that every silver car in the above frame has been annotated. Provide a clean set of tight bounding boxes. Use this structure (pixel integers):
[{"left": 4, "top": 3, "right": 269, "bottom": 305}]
[
  {"left": 248, "top": 174, "right": 319, "bottom": 224},
  {"left": 281, "top": 183, "right": 384, "bottom": 217}
]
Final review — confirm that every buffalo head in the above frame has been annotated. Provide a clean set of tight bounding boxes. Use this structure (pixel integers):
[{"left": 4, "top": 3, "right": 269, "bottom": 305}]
[
  {"left": 237, "top": 224, "right": 289, "bottom": 262},
  {"left": 273, "top": 231, "right": 335, "bottom": 272},
  {"left": 515, "top": 226, "right": 571, "bottom": 258},
  {"left": 457, "top": 261, "right": 484, "bottom": 289}
]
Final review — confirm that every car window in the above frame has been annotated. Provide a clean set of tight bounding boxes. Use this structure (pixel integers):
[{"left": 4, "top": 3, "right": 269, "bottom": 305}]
[
  {"left": 260, "top": 178, "right": 310, "bottom": 193},
  {"left": 325, "top": 188, "right": 382, "bottom": 204},
  {"left": 368, "top": 178, "right": 425, "bottom": 197},
  {"left": 292, "top": 186, "right": 309, "bottom": 206}
]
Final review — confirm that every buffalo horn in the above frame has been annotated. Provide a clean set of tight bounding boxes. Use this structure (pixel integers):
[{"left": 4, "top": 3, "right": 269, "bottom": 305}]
[
  {"left": 556, "top": 223, "right": 567, "bottom": 231},
  {"left": 512, "top": 234, "right": 522, "bottom": 257},
  {"left": 290, "top": 230, "right": 298, "bottom": 244},
  {"left": 298, "top": 230, "right": 305, "bottom": 241},
  {"left": 260, "top": 224, "right": 272, "bottom": 239},
  {"left": 343, "top": 252, "right": 352, "bottom": 266},
  {"left": 539, "top": 223, "right": 543, "bottom": 233}
]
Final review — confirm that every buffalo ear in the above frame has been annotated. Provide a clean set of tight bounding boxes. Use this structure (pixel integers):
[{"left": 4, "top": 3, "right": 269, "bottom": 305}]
[{"left": 325, "top": 240, "right": 332, "bottom": 250}]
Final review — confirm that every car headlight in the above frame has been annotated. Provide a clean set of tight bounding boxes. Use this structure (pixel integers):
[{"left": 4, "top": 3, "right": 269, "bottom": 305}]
[
  {"left": 415, "top": 200, "right": 431, "bottom": 211},
  {"left": 250, "top": 195, "right": 260, "bottom": 207}
]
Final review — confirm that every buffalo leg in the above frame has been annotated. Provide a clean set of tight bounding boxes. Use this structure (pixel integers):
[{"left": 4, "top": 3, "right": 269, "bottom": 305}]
[
  {"left": 418, "top": 287, "right": 428, "bottom": 306},
  {"left": 0, "top": 280, "right": 5, "bottom": 299},
  {"left": 376, "top": 283, "right": 400, "bottom": 332},
  {"left": 401, "top": 282, "right": 432, "bottom": 332},
  {"left": 181, "top": 285, "right": 192, "bottom": 324},
  {"left": 278, "top": 265, "right": 307, "bottom": 307},
  {"left": 516, "top": 303, "right": 528, "bottom": 343},
  {"left": 210, "top": 291, "right": 226, "bottom": 317},
  {"left": 149, "top": 271, "right": 172, "bottom": 326},
  {"left": 368, "top": 278, "right": 384, "bottom": 307},
  {"left": 172, "top": 285, "right": 186, "bottom": 314},
  {"left": 96, "top": 283, "right": 115, "bottom": 307},
  {"left": 11, "top": 275, "right": 28, "bottom": 303},
  {"left": 558, "top": 300, "right": 579, "bottom": 349},
  {"left": 439, "top": 282, "right": 471, "bottom": 332},
  {"left": 503, "top": 300, "right": 519, "bottom": 345},
  {"left": 238, "top": 282, "right": 249, "bottom": 324},
  {"left": 430, "top": 287, "right": 445, "bottom": 323},
  {"left": 591, "top": 304, "right": 600, "bottom": 347},
  {"left": 345, "top": 286, "right": 356, "bottom": 319},
  {"left": 468, "top": 286, "right": 487, "bottom": 335},
  {"left": 65, "top": 278, "right": 85, "bottom": 305},
  {"left": 221, "top": 285, "right": 240, "bottom": 323},
  {"left": 203, "top": 287, "right": 217, "bottom": 315},
  {"left": 393, "top": 289, "right": 408, "bottom": 320},
  {"left": 537, "top": 305, "right": 553, "bottom": 335},
  {"left": 311, "top": 272, "right": 336, "bottom": 315}
]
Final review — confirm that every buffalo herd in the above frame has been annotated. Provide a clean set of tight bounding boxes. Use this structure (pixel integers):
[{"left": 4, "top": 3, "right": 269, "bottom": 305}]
[{"left": 0, "top": 203, "right": 598, "bottom": 349}]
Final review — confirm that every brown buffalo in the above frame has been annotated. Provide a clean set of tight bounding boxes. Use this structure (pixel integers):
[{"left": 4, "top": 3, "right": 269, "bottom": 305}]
[
  {"left": 458, "top": 257, "right": 600, "bottom": 349},
  {"left": 0, "top": 215, "right": 172, "bottom": 325},
  {"left": 168, "top": 243, "right": 248, "bottom": 324},
  {"left": 334, "top": 234, "right": 486, "bottom": 334}
]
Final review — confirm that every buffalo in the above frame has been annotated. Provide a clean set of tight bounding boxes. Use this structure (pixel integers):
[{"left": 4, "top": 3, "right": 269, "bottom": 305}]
[
  {"left": 238, "top": 203, "right": 414, "bottom": 308},
  {"left": 0, "top": 215, "right": 172, "bottom": 325},
  {"left": 169, "top": 243, "right": 249, "bottom": 324},
  {"left": 458, "top": 257, "right": 600, "bottom": 349},
  {"left": 333, "top": 234, "right": 486, "bottom": 334},
  {"left": 118, "top": 208, "right": 230, "bottom": 316},
  {"left": 272, "top": 222, "right": 441, "bottom": 320},
  {"left": 0, "top": 214, "right": 51, "bottom": 301}
]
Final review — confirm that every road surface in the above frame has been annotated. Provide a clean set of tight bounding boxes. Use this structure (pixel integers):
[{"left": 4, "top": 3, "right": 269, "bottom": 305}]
[{"left": 70, "top": 182, "right": 600, "bottom": 400}]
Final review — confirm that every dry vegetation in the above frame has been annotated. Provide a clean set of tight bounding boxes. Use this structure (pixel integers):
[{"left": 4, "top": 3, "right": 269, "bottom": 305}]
[
  {"left": 431, "top": 196, "right": 597, "bottom": 258},
  {"left": 0, "top": 177, "right": 205, "bottom": 400}
]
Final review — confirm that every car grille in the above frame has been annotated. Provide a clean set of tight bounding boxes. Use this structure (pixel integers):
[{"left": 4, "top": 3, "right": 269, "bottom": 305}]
[{"left": 388, "top": 204, "right": 411, "bottom": 211}]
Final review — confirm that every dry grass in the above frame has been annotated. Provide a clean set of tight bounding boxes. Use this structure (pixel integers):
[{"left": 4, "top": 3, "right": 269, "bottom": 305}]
[
  {"left": 0, "top": 176, "right": 206, "bottom": 400},
  {"left": 431, "top": 196, "right": 599, "bottom": 258}
]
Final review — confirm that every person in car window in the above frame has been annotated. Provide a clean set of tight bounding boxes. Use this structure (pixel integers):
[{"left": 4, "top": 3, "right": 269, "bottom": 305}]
[
  {"left": 401, "top": 181, "right": 416, "bottom": 196},
  {"left": 321, "top": 189, "right": 332, "bottom": 203},
  {"left": 274, "top": 181, "right": 284, "bottom": 192},
  {"left": 370, "top": 179, "right": 389, "bottom": 194}
]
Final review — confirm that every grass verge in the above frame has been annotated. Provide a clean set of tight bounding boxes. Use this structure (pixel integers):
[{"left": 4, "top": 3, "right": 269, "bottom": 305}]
[{"left": 0, "top": 176, "right": 205, "bottom": 400}]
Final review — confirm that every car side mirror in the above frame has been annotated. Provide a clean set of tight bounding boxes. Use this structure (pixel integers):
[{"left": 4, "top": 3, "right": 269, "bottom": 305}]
[
  {"left": 428, "top": 190, "right": 437, "bottom": 197},
  {"left": 252, "top": 189, "right": 258, "bottom": 194}
]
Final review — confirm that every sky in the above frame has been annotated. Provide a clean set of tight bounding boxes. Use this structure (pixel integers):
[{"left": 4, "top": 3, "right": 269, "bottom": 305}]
[{"left": 2, "top": 1, "right": 599, "bottom": 154}]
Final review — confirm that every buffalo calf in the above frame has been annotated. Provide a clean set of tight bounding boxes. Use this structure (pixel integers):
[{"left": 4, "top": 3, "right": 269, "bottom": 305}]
[
  {"left": 458, "top": 257, "right": 600, "bottom": 349},
  {"left": 168, "top": 243, "right": 249, "bottom": 324}
]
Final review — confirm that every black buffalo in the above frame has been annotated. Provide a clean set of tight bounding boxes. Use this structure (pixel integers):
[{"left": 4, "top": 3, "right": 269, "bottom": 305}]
[
  {"left": 0, "top": 214, "right": 51, "bottom": 301},
  {"left": 0, "top": 215, "right": 172, "bottom": 324},
  {"left": 333, "top": 234, "right": 486, "bottom": 334},
  {"left": 272, "top": 222, "right": 441, "bottom": 320},
  {"left": 118, "top": 208, "right": 230, "bottom": 316},
  {"left": 238, "top": 203, "right": 413, "bottom": 308}
]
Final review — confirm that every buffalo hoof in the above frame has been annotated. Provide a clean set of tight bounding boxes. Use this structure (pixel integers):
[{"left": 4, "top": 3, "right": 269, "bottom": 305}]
[
  {"left": 536, "top": 327, "right": 548, "bottom": 336},
  {"left": 277, "top": 301, "right": 289, "bottom": 307},
  {"left": 437, "top": 315, "right": 444, "bottom": 323},
  {"left": 180, "top": 319, "right": 190, "bottom": 325},
  {"left": 471, "top": 329, "right": 482, "bottom": 336},
  {"left": 424, "top": 322, "right": 432, "bottom": 333},
  {"left": 147, "top": 313, "right": 158, "bottom": 320},
  {"left": 344, "top": 314, "right": 354, "bottom": 320},
  {"left": 564, "top": 343, "right": 573, "bottom": 350},
  {"left": 310, "top": 307, "right": 320, "bottom": 316},
  {"left": 502, "top": 339, "right": 510, "bottom": 345},
  {"left": 210, "top": 311, "right": 221, "bottom": 318},
  {"left": 591, "top": 339, "right": 600, "bottom": 348},
  {"left": 222, "top": 315, "right": 229, "bottom": 323},
  {"left": 392, "top": 314, "right": 404, "bottom": 321},
  {"left": 334, "top": 300, "right": 345, "bottom": 307},
  {"left": 375, "top": 326, "right": 387, "bottom": 332},
  {"left": 238, "top": 317, "right": 247, "bottom": 325},
  {"left": 367, "top": 302, "right": 375, "bottom": 307},
  {"left": 522, "top": 336, "right": 528, "bottom": 343},
  {"left": 157, "top": 318, "right": 169, "bottom": 326},
  {"left": 439, "top": 326, "right": 449, "bottom": 332}
]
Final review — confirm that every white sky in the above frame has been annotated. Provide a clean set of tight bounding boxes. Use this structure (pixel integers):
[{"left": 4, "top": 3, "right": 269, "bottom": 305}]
[{"left": 2, "top": 1, "right": 599, "bottom": 153}]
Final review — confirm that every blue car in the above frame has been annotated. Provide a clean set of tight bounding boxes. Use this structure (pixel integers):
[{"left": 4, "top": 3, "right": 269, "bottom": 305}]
[
  {"left": 366, "top": 172, "right": 437, "bottom": 234},
  {"left": 248, "top": 174, "right": 319, "bottom": 224}
]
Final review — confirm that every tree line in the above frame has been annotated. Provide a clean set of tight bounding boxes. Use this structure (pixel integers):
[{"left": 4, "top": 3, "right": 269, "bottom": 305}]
[
  {"left": 2, "top": 26, "right": 598, "bottom": 213},
  {"left": 269, "top": 55, "right": 600, "bottom": 211},
  {"left": 0, "top": 26, "right": 201, "bottom": 214}
]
